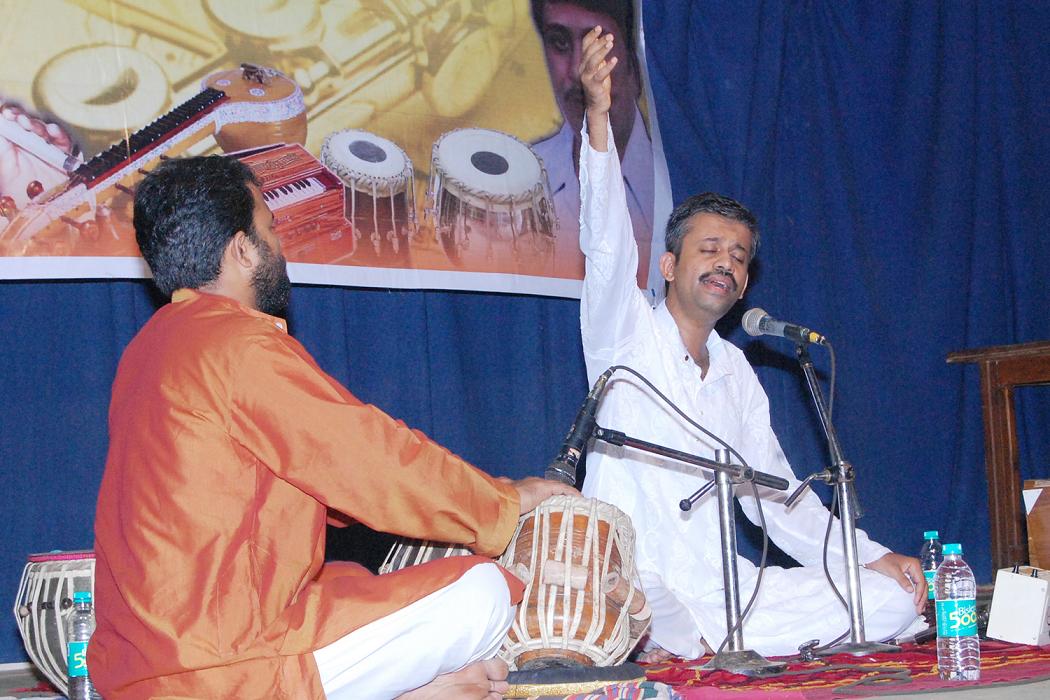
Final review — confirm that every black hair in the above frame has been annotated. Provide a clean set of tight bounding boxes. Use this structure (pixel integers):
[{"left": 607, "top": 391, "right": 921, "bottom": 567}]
[
  {"left": 530, "top": 0, "right": 637, "bottom": 64},
  {"left": 133, "top": 156, "right": 260, "bottom": 296},
  {"left": 665, "top": 192, "right": 760, "bottom": 260}
]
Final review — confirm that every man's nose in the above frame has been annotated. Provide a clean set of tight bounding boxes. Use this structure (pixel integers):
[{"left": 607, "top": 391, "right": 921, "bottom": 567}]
[{"left": 714, "top": 254, "right": 736, "bottom": 275}]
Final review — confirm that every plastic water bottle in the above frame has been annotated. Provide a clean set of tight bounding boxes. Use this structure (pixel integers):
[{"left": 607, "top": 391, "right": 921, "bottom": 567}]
[
  {"left": 920, "top": 530, "right": 942, "bottom": 624},
  {"left": 66, "top": 590, "right": 102, "bottom": 700},
  {"left": 934, "top": 543, "right": 980, "bottom": 680}
]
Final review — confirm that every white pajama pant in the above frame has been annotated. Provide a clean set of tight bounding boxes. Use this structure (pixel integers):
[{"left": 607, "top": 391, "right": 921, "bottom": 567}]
[
  {"left": 313, "top": 563, "right": 513, "bottom": 699},
  {"left": 643, "top": 565, "right": 926, "bottom": 659}
]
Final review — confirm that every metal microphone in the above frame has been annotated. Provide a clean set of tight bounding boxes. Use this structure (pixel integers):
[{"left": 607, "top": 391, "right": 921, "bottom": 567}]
[
  {"left": 742, "top": 307, "right": 827, "bottom": 346},
  {"left": 544, "top": 367, "right": 615, "bottom": 485}
]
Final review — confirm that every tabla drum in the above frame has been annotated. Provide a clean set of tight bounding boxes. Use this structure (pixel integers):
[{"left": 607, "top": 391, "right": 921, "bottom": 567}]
[
  {"left": 321, "top": 129, "right": 415, "bottom": 266},
  {"left": 13, "top": 550, "right": 96, "bottom": 696},
  {"left": 498, "top": 496, "right": 650, "bottom": 670},
  {"left": 428, "top": 128, "right": 556, "bottom": 271},
  {"left": 380, "top": 496, "right": 649, "bottom": 670},
  {"left": 203, "top": 64, "right": 308, "bottom": 153},
  {"left": 378, "top": 539, "right": 472, "bottom": 575}
]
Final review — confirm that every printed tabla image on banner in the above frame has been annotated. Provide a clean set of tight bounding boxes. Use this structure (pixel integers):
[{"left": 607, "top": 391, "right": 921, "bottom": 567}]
[{"left": 0, "top": 0, "right": 667, "bottom": 298}]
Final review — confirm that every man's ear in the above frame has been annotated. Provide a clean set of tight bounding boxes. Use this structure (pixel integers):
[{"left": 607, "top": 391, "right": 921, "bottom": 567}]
[
  {"left": 226, "top": 230, "right": 257, "bottom": 273},
  {"left": 659, "top": 251, "right": 676, "bottom": 283}
]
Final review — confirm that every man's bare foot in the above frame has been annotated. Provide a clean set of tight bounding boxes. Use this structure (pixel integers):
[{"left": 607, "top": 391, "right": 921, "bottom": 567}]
[
  {"left": 636, "top": 637, "right": 713, "bottom": 664},
  {"left": 396, "top": 658, "right": 509, "bottom": 700},
  {"left": 637, "top": 646, "right": 675, "bottom": 664}
]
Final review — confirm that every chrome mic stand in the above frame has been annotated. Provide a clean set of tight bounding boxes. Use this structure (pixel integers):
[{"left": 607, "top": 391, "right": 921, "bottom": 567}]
[
  {"left": 787, "top": 343, "right": 899, "bottom": 656},
  {"left": 699, "top": 449, "right": 788, "bottom": 676},
  {"left": 592, "top": 430, "right": 788, "bottom": 676}
]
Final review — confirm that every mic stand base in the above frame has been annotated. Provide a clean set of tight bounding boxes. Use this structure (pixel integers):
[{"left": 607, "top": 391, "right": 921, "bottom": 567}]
[
  {"left": 699, "top": 649, "right": 787, "bottom": 677},
  {"left": 815, "top": 640, "right": 900, "bottom": 658}
]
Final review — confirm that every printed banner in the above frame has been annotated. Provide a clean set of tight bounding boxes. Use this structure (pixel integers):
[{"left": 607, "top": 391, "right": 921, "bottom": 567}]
[{"left": 0, "top": 0, "right": 670, "bottom": 298}]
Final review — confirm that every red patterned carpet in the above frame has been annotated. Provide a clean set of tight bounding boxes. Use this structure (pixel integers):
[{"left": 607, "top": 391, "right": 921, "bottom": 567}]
[
  {"left": 518, "top": 641, "right": 1050, "bottom": 699},
  {"left": 642, "top": 640, "right": 1050, "bottom": 698}
]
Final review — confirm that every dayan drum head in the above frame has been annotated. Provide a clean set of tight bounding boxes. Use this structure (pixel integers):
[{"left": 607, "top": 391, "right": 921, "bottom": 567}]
[
  {"left": 13, "top": 550, "right": 96, "bottom": 697},
  {"left": 320, "top": 130, "right": 413, "bottom": 198},
  {"left": 431, "top": 128, "right": 545, "bottom": 212}
]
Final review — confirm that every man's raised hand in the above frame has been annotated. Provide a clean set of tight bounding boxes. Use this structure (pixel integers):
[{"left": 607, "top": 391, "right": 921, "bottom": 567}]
[{"left": 579, "top": 26, "right": 617, "bottom": 151}]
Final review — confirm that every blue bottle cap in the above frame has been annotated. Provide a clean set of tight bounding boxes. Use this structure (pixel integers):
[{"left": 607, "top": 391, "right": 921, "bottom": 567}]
[
  {"left": 942, "top": 543, "right": 962, "bottom": 555},
  {"left": 72, "top": 591, "right": 92, "bottom": 604},
  {"left": 924, "top": 530, "right": 939, "bottom": 539}
]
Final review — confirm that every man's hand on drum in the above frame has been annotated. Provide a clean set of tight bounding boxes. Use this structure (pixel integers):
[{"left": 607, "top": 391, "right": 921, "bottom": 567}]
[
  {"left": 502, "top": 477, "right": 577, "bottom": 515},
  {"left": 579, "top": 25, "right": 617, "bottom": 151}
]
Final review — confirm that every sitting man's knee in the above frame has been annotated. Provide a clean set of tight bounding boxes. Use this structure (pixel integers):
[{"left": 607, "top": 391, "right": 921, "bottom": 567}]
[{"left": 444, "top": 563, "right": 515, "bottom": 635}]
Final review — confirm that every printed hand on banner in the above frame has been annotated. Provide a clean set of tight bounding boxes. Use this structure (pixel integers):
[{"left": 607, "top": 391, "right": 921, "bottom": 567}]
[
  {"left": 578, "top": 26, "right": 617, "bottom": 152},
  {"left": 0, "top": 101, "right": 77, "bottom": 226}
]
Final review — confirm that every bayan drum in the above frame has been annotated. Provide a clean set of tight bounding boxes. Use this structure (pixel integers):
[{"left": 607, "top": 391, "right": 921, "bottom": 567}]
[
  {"left": 13, "top": 550, "right": 95, "bottom": 696},
  {"left": 428, "top": 128, "right": 556, "bottom": 270},
  {"left": 321, "top": 129, "right": 416, "bottom": 265},
  {"left": 378, "top": 539, "right": 472, "bottom": 575},
  {"left": 498, "top": 496, "right": 650, "bottom": 670}
]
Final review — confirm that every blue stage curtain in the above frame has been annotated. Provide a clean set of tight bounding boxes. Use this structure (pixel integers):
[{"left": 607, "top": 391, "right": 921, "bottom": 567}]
[
  {"left": 645, "top": 0, "right": 1049, "bottom": 584},
  {"left": 1, "top": 0, "right": 1048, "bottom": 663}
]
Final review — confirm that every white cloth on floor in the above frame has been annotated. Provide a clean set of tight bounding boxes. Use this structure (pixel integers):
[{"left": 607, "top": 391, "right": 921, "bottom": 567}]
[
  {"left": 313, "top": 562, "right": 513, "bottom": 699},
  {"left": 578, "top": 120, "right": 924, "bottom": 658}
]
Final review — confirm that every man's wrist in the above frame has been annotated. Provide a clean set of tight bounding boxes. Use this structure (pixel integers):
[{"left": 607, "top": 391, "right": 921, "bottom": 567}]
[{"left": 586, "top": 109, "right": 610, "bottom": 151}]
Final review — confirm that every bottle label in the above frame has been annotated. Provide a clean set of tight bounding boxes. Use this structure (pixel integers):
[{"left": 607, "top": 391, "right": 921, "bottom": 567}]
[
  {"left": 67, "top": 640, "right": 88, "bottom": 678},
  {"left": 924, "top": 570, "right": 935, "bottom": 600},
  {"left": 935, "top": 599, "right": 978, "bottom": 637}
]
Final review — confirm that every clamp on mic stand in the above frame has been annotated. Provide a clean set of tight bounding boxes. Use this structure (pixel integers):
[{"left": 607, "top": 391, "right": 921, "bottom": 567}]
[
  {"left": 790, "top": 343, "right": 898, "bottom": 656},
  {"left": 592, "top": 430, "right": 788, "bottom": 676}
]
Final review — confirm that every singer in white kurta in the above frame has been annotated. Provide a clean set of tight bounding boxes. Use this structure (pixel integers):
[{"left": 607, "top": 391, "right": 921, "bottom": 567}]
[{"left": 575, "top": 26, "right": 925, "bottom": 659}]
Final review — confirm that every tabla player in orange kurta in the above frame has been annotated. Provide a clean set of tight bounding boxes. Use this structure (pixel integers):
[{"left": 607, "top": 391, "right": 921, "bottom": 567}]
[{"left": 89, "top": 155, "right": 576, "bottom": 700}]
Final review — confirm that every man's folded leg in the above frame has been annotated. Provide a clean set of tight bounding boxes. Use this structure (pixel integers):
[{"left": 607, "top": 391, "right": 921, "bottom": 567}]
[{"left": 314, "top": 563, "right": 514, "bottom": 699}]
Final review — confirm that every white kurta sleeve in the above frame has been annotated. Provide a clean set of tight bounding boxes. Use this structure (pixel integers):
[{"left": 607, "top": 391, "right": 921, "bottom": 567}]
[
  {"left": 579, "top": 121, "right": 654, "bottom": 385},
  {"left": 731, "top": 364, "right": 892, "bottom": 567}
]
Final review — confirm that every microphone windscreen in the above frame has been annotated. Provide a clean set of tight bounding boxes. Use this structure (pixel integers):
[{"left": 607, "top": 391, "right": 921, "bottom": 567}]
[{"left": 742, "top": 307, "right": 768, "bottom": 337}]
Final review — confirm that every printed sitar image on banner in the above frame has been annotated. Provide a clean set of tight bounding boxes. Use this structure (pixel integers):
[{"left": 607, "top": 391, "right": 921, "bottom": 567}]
[{"left": 0, "top": 0, "right": 668, "bottom": 298}]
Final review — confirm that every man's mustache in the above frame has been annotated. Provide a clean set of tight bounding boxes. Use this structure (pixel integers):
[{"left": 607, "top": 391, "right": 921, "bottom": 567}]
[{"left": 699, "top": 269, "right": 738, "bottom": 292}]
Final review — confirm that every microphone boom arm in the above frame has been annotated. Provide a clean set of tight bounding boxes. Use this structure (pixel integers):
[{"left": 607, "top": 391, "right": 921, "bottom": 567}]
[{"left": 592, "top": 427, "right": 790, "bottom": 492}]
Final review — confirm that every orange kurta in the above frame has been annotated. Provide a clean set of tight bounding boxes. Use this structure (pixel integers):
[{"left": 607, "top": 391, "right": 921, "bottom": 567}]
[{"left": 90, "top": 289, "right": 522, "bottom": 699}]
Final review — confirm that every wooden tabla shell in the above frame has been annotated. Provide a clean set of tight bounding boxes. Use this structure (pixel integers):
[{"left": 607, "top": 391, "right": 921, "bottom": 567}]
[
  {"left": 13, "top": 550, "right": 96, "bottom": 696},
  {"left": 498, "top": 495, "right": 650, "bottom": 670}
]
